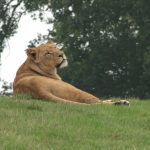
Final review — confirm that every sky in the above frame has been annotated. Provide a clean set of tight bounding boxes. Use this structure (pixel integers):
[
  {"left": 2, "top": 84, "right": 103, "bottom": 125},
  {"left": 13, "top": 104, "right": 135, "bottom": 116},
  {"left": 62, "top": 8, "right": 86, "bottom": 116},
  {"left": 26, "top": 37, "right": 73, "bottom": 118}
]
[{"left": 0, "top": 13, "right": 51, "bottom": 83}]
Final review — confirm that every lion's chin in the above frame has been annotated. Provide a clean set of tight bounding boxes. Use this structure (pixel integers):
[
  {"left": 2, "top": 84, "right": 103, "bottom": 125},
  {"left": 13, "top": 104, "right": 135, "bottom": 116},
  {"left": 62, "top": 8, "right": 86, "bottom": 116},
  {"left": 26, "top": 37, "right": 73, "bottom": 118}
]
[
  {"left": 60, "top": 59, "right": 68, "bottom": 68},
  {"left": 57, "top": 59, "right": 68, "bottom": 68}
]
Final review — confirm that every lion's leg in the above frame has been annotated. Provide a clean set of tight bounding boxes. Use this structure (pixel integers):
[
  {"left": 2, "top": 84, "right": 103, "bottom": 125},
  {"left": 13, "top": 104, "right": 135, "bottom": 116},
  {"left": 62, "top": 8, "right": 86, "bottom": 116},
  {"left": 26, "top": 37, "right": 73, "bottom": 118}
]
[
  {"left": 36, "top": 90, "right": 88, "bottom": 104},
  {"left": 66, "top": 89, "right": 130, "bottom": 105},
  {"left": 32, "top": 87, "right": 129, "bottom": 106}
]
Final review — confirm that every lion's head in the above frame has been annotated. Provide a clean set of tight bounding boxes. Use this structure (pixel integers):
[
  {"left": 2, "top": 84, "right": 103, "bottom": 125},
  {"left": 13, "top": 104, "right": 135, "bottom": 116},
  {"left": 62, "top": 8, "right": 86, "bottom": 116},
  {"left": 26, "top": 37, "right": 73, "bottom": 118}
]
[{"left": 26, "top": 40, "right": 68, "bottom": 77}]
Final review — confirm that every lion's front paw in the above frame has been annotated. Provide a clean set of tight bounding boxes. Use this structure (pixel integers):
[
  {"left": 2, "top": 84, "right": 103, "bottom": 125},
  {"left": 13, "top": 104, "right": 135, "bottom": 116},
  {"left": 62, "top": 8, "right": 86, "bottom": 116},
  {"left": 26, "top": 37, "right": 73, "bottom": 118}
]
[{"left": 114, "top": 100, "right": 130, "bottom": 106}]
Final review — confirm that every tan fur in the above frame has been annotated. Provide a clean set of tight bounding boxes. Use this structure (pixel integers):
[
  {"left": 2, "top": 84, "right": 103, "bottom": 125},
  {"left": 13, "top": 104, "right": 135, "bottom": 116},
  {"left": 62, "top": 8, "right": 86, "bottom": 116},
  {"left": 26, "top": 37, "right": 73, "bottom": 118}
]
[{"left": 13, "top": 40, "right": 129, "bottom": 105}]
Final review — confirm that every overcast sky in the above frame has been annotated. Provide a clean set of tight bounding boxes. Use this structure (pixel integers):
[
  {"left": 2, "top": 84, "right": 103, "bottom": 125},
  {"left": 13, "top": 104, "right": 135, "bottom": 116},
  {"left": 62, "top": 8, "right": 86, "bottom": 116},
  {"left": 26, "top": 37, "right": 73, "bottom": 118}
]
[{"left": 0, "top": 13, "right": 51, "bottom": 83}]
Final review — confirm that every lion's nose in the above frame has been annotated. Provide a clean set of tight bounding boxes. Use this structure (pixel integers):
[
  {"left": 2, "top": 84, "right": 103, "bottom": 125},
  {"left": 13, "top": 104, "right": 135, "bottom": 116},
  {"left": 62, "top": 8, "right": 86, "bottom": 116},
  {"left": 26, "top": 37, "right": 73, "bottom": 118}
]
[{"left": 59, "top": 54, "right": 63, "bottom": 57}]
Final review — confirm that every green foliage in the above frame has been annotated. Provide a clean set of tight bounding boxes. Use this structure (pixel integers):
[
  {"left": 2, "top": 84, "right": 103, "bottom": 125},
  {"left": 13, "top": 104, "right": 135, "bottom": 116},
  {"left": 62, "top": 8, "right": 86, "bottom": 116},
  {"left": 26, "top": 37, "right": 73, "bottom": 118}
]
[
  {"left": 0, "top": 97, "right": 150, "bottom": 150},
  {"left": 0, "top": 80, "right": 13, "bottom": 96},
  {"left": 49, "top": 0, "right": 150, "bottom": 98}
]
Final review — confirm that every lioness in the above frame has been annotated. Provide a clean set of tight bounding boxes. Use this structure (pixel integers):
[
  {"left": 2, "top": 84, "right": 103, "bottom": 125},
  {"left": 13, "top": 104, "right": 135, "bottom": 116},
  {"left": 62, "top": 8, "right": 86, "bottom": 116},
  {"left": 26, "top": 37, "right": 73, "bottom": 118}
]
[{"left": 13, "top": 40, "right": 129, "bottom": 105}]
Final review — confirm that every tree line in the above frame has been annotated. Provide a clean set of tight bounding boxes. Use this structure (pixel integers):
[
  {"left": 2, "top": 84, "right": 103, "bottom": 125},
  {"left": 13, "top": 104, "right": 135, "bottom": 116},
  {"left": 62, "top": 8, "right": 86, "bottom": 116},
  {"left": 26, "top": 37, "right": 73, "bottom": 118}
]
[{"left": 0, "top": 0, "right": 150, "bottom": 99}]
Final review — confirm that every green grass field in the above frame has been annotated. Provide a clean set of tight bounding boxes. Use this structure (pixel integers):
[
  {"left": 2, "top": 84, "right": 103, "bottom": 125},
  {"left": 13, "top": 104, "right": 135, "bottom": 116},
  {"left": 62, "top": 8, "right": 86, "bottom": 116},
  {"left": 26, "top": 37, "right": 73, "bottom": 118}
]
[{"left": 0, "top": 96, "right": 150, "bottom": 150}]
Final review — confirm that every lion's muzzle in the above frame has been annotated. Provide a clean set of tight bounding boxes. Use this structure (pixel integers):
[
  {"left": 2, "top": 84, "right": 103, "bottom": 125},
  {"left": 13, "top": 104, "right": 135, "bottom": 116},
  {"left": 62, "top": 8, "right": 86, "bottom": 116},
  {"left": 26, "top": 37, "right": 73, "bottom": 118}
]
[{"left": 57, "top": 54, "right": 68, "bottom": 68}]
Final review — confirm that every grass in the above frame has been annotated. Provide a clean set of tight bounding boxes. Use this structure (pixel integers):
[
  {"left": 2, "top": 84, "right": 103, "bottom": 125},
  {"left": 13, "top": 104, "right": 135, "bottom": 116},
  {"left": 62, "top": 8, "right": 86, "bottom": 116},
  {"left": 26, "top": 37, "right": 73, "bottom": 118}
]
[{"left": 0, "top": 96, "right": 150, "bottom": 150}]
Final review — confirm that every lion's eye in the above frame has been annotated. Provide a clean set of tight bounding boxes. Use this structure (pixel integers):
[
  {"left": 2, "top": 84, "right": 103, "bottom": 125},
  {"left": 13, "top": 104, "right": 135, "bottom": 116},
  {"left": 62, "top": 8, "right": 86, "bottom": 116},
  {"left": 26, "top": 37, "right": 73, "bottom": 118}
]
[
  {"left": 46, "top": 52, "right": 53, "bottom": 57},
  {"left": 45, "top": 52, "right": 53, "bottom": 58}
]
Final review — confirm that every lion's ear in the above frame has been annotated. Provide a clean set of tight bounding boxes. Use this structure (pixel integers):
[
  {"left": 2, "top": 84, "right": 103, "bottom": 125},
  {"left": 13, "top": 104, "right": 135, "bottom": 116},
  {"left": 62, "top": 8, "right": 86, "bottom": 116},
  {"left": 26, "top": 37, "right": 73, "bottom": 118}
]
[
  {"left": 47, "top": 39, "right": 56, "bottom": 46},
  {"left": 47, "top": 39, "right": 54, "bottom": 44},
  {"left": 26, "top": 48, "right": 40, "bottom": 63}
]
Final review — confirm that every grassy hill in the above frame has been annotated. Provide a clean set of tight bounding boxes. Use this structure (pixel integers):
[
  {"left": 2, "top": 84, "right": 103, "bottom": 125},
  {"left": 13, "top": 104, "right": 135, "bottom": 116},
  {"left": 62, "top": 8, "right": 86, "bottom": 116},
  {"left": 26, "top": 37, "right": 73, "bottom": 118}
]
[{"left": 0, "top": 96, "right": 150, "bottom": 150}]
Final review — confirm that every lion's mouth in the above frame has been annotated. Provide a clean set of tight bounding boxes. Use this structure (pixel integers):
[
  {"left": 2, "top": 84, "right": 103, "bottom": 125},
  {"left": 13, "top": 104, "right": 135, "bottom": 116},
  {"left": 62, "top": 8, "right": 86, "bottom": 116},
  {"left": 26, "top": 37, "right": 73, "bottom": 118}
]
[{"left": 56, "top": 59, "right": 68, "bottom": 68}]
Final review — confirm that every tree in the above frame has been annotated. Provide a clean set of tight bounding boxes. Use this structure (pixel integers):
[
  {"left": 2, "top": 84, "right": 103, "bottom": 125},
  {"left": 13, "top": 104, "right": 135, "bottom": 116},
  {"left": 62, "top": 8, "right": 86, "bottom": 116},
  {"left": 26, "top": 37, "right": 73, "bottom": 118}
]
[
  {"left": 0, "top": 0, "right": 25, "bottom": 53},
  {"left": 47, "top": 0, "right": 150, "bottom": 98}
]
